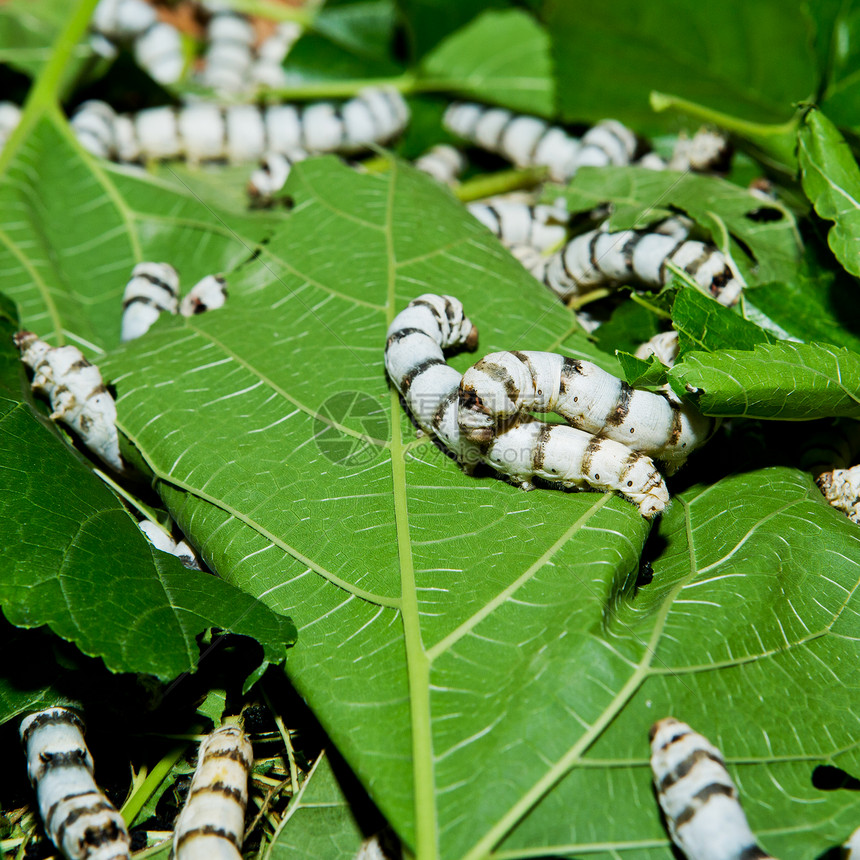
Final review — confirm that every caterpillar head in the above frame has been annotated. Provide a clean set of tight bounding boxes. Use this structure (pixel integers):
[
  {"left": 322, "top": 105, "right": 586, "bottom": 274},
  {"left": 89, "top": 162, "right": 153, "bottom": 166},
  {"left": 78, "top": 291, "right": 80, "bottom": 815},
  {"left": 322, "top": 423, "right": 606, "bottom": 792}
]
[{"left": 618, "top": 455, "right": 669, "bottom": 518}]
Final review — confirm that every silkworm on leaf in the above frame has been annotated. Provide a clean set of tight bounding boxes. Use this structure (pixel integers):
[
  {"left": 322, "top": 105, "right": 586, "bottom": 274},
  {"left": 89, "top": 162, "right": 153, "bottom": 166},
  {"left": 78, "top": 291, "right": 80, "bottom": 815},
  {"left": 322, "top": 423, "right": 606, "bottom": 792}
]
[
  {"left": 414, "top": 144, "right": 466, "bottom": 185},
  {"left": 247, "top": 150, "right": 309, "bottom": 204},
  {"left": 173, "top": 723, "right": 253, "bottom": 860},
  {"left": 20, "top": 707, "right": 131, "bottom": 860},
  {"left": 468, "top": 198, "right": 569, "bottom": 252},
  {"left": 15, "top": 332, "right": 123, "bottom": 472},
  {"left": 179, "top": 274, "right": 228, "bottom": 317},
  {"left": 459, "top": 350, "right": 713, "bottom": 472},
  {"left": 650, "top": 717, "right": 777, "bottom": 860},
  {"left": 634, "top": 331, "right": 680, "bottom": 368},
  {"left": 121, "top": 262, "right": 179, "bottom": 341},
  {"left": 385, "top": 295, "right": 669, "bottom": 517}
]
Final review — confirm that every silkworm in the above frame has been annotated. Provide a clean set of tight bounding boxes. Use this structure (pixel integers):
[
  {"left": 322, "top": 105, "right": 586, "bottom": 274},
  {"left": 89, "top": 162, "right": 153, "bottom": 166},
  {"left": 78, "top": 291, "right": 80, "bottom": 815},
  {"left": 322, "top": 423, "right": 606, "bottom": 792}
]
[
  {"left": 90, "top": 0, "right": 184, "bottom": 84},
  {"left": 650, "top": 717, "right": 777, "bottom": 860},
  {"left": 15, "top": 332, "right": 123, "bottom": 473},
  {"left": 199, "top": 2, "right": 255, "bottom": 95},
  {"left": 414, "top": 144, "right": 466, "bottom": 185},
  {"left": 817, "top": 465, "right": 860, "bottom": 524},
  {"left": 121, "top": 262, "right": 179, "bottom": 342},
  {"left": 385, "top": 295, "right": 669, "bottom": 516},
  {"left": 173, "top": 724, "right": 253, "bottom": 860},
  {"left": 669, "top": 128, "right": 732, "bottom": 173},
  {"left": 443, "top": 101, "right": 637, "bottom": 182},
  {"left": 250, "top": 21, "right": 303, "bottom": 88},
  {"left": 634, "top": 331, "right": 680, "bottom": 368},
  {"left": 247, "top": 150, "right": 309, "bottom": 203},
  {"left": 458, "top": 350, "right": 712, "bottom": 471},
  {"left": 468, "top": 198, "right": 569, "bottom": 252},
  {"left": 19, "top": 707, "right": 131, "bottom": 860},
  {"left": 138, "top": 520, "right": 202, "bottom": 570},
  {"left": 179, "top": 274, "right": 228, "bottom": 317},
  {"left": 540, "top": 221, "right": 744, "bottom": 306}
]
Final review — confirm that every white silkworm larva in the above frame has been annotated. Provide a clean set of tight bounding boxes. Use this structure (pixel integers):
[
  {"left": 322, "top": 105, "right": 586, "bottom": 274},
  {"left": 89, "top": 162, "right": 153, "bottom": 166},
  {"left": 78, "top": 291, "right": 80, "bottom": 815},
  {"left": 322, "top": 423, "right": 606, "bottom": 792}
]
[
  {"left": 250, "top": 21, "right": 303, "bottom": 88},
  {"left": 669, "top": 128, "right": 732, "bottom": 173},
  {"left": 138, "top": 520, "right": 203, "bottom": 570},
  {"left": 15, "top": 332, "right": 123, "bottom": 473},
  {"left": 121, "top": 262, "right": 179, "bottom": 341},
  {"left": 200, "top": 3, "right": 256, "bottom": 95},
  {"left": 20, "top": 708, "right": 131, "bottom": 860},
  {"left": 541, "top": 222, "right": 744, "bottom": 306},
  {"left": 414, "top": 144, "right": 466, "bottom": 185},
  {"left": 179, "top": 274, "right": 228, "bottom": 317},
  {"left": 385, "top": 296, "right": 668, "bottom": 516},
  {"left": 468, "top": 198, "right": 569, "bottom": 252},
  {"left": 650, "top": 718, "right": 777, "bottom": 860},
  {"left": 247, "top": 150, "right": 309, "bottom": 202},
  {"left": 817, "top": 464, "right": 860, "bottom": 524},
  {"left": 443, "top": 101, "right": 637, "bottom": 182},
  {"left": 0, "top": 101, "right": 21, "bottom": 149},
  {"left": 458, "top": 350, "right": 712, "bottom": 471},
  {"left": 173, "top": 724, "right": 253, "bottom": 860},
  {"left": 90, "top": 0, "right": 184, "bottom": 84},
  {"left": 634, "top": 331, "right": 680, "bottom": 368}
]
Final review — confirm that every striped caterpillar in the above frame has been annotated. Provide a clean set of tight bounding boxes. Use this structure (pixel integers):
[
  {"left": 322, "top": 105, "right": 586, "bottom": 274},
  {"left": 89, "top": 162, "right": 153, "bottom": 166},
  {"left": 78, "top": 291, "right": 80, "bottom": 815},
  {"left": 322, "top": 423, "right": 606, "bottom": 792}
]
[
  {"left": 468, "top": 198, "right": 569, "bottom": 252},
  {"left": 385, "top": 295, "right": 669, "bottom": 517},
  {"left": 458, "top": 351, "right": 713, "bottom": 473},
  {"left": 139, "top": 520, "right": 202, "bottom": 570},
  {"left": 20, "top": 707, "right": 131, "bottom": 860},
  {"left": 122, "top": 264, "right": 227, "bottom": 341},
  {"left": 15, "top": 332, "right": 124, "bottom": 473},
  {"left": 650, "top": 718, "right": 777, "bottom": 860},
  {"left": 444, "top": 102, "right": 638, "bottom": 182},
  {"left": 173, "top": 723, "right": 253, "bottom": 860},
  {"left": 414, "top": 144, "right": 467, "bottom": 185},
  {"left": 71, "top": 86, "right": 409, "bottom": 167},
  {"left": 537, "top": 218, "right": 744, "bottom": 306},
  {"left": 90, "top": 0, "right": 184, "bottom": 85}
]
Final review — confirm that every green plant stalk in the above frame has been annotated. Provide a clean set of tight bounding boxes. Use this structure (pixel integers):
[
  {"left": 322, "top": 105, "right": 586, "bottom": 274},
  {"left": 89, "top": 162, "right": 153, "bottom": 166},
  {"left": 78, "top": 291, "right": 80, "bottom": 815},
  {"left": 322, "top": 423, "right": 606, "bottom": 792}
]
[
  {"left": 0, "top": 0, "right": 100, "bottom": 177},
  {"left": 455, "top": 167, "right": 548, "bottom": 202}
]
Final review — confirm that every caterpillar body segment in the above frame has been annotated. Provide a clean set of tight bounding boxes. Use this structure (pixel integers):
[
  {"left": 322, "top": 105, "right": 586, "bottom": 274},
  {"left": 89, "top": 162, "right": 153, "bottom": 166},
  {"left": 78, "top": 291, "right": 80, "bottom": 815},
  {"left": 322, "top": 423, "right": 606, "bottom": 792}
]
[
  {"left": 91, "top": 0, "right": 184, "bottom": 84},
  {"left": 173, "top": 724, "right": 253, "bottom": 860},
  {"left": 443, "top": 101, "right": 637, "bottom": 182},
  {"left": 635, "top": 331, "right": 680, "bottom": 368},
  {"left": 817, "top": 465, "right": 860, "bottom": 524},
  {"left": 669, "top": 128, "right": 732, "bottom": 174},
  {"left": 71, "top": 100, "right": 118, "bottom": 160},
  {"left": 542, "top": 223, "right": 744, "bottom": 306},
  {"left": 458, "top": 351, "right": 712, "bottom": 471},
  {"left": 16, "top": 333, "right": 123, "bottom": 472},
  {"left": 122, "top": 262, "right": 179, "bottom": 341},
  {"left": 468, "top": 199, "right": 569, "bottom": 252},
  {"left": 414, "top": 144, "right": 466, "bottom": 185},
  {"left": 650, "top": 718, "right": 777, "bottom": 860},
  {"left": 251, "top": 21, "right": 303, "bottom": 88},
  {"left": 200, "top": 3, "right": 255, "bottom": 95},
  {"left": 20, "top": 708, "right": 131, "bottom": 860},
  {"left": 179, "top": 274, "right": 228, "bottom": 317},
  {"left": 247, "top": 150, "right": 309, "bottom": 203}
]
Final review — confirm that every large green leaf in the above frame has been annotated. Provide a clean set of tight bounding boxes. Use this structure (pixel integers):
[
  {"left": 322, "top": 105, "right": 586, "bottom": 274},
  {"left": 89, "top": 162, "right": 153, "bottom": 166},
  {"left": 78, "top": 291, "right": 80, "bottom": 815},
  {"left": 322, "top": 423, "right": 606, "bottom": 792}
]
[
  {"left": 546, "top": 0, "right": 817, "bottom": 131},
  {"left": 816, "top": 0, "right": 860, "bottom": 133},
  {"left": 798, "top": 108, "right": 860, "bottom": 278},
  {"left": 554, "top": 166, "right": 803, "bottom": 286},
  {"left": 0, "top": 292, "right": 296, "bottom": 681},
  {"left": 419, "top": 10, "right": 555, "bottom": 117},
  {"left": 669, "top": 341, "right": 860, "bottom": 419}
]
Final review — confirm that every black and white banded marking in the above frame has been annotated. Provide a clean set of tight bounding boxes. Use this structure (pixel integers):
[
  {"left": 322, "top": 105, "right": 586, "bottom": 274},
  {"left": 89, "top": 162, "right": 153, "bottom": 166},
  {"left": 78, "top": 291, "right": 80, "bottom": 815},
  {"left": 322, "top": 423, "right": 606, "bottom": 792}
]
[
  {"left": 385, "top": 295, "right": 669, "bottom": 517},
  {"left": 414, "top": 144, "right": 467, "bottom": 185},
  {"left": 20, "top": 707, "right": 131, "bottom": 860},
  {"left": 541, "top": 220, "right": 744, "bottom": 306},
  {"left": 173, "top": 723, "right": 253, "bottom": 860},
  {"left": 16, "top": 332, "right": 123, "bottom": 472},
  {"left": 444, "top": 102, "right": 638, "bottom": 182},
  {"left": 179, "top": 274, "right": 228, "bottom": 317},
  {"left": 468, "top": 198, "right": 569, "bottom": 252},
  {"left": 90, "top": 0, "right": 184, "bottom": 85},
  {"left": 650, "top": 718, "right": 776, "bottom": 860},
  {"left": 458, "top": 351, "right": 712, "bottom": 472},
  {"left": 121, "top": 261, "right": 179, "bottom": 341}
]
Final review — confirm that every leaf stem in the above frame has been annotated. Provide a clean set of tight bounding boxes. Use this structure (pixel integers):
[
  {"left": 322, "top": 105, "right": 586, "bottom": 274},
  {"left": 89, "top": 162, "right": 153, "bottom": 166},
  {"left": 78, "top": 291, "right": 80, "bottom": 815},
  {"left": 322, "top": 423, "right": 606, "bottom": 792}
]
[
  {"left": 0, "top": 0, "right": 100, "bottom": 176},
  {"left": 455, "top": 166, "right": 548, "bottom": 202}
]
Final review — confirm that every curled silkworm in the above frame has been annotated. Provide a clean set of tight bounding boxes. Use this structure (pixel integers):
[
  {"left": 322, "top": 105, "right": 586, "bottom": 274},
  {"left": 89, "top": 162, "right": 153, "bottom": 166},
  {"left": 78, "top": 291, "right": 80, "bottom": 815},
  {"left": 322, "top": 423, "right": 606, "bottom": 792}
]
[
  {"left": 414, "top": 144, "right": 466, "bottom": 185},
  {"left": 650, "top": 717, "right": 777, "bottom": 860},
  {"left": 121, "top": 262, "right": 179, "bottom": 341},
  {"left": 173, "top": 723, "right": 253, "bottom": 860},
  {"left": 20, "top": 707, "right": 131, "bottom": 860},
  {"left": 459, "top": 350, "right": 712, "bottom": 471},
  {"left": 817, "top": 465, "right": 860, "bottom": 524},
  {"left": 90, "top": 0, "right": 184, "bottom": 84},
  {"left": 138, "top": 520, "right": 202, "bottom": 570},
  {"left": 468, "top": 198, "right": 569, "bottom": 252},
  {"left": 15, "top": 332, "right": 123, "bottom": 472},
  {"left": 634, "top": 331, "right": 680, "bottom": 368},
  {"left": 179, "top": 274, "right": 228, "bottom": 317},
  {"left": 541, "top": 221, "right": 744, "bottom": 306},
  {"left": 444, "top": 101, "right": 637, "bottom": 182}
]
